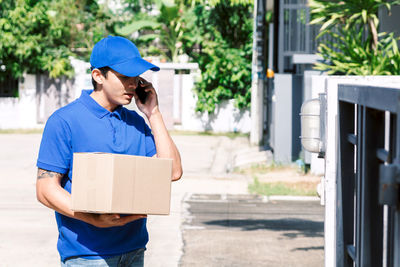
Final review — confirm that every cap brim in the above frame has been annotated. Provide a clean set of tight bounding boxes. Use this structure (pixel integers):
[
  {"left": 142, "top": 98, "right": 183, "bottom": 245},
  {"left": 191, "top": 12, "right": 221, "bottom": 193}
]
[{"left": 109, "top": 57, "right": 160, "bottom": 77}]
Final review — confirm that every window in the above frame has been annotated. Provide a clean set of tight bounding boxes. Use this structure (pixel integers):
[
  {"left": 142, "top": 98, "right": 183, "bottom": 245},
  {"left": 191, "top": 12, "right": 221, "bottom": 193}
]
[{"left": 0, "top": 74, "right": 19, "bottom": 97}]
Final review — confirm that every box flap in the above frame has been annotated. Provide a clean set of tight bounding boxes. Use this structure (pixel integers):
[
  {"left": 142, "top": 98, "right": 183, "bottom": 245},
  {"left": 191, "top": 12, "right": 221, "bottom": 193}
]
[
  {"left": 112, "top": 155, "right": 172, "bottom": 215},
  {"left": 132, "top": 157, "right": 172, "bottom": 215},
  {"left": 71, "top": 153, "right": 114, "bottom": 212},
  {"left": 111, "top": 154, "right": 137, "bottom": 212}
]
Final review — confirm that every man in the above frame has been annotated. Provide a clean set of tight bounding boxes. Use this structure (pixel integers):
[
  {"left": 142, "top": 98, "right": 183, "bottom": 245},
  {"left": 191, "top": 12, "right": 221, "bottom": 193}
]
[{"left": 36, "top": 35, "right": 182, "bottom": 266}]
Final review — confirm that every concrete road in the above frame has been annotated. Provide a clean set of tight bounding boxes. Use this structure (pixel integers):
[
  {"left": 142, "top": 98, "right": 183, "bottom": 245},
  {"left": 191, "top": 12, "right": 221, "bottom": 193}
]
[
  {"left": 181, "top": 194, "right": 324, "bottom": 267},
  {"left": 0, "top": 134, "right": 58, "bottom": 266}
]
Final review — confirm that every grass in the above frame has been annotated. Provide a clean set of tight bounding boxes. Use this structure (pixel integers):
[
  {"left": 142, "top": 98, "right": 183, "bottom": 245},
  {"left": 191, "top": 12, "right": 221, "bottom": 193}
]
[
  {"left": 0, "top": 128, "right": 44, "bottom": 134},
  {"left": 240, "top": 163, "right": 320, "bottom": 196},
  {"left": 234, "top": 162, "right": 301, "bottom": 175},
  {"left": 248, "top": 178, "right": 318, "bottom": 196}
]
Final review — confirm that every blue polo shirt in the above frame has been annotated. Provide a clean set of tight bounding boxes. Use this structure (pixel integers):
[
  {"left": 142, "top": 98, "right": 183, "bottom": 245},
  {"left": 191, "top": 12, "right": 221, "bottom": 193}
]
[{"left": 37, "top": 90, "right": 156, "bottom": 262}]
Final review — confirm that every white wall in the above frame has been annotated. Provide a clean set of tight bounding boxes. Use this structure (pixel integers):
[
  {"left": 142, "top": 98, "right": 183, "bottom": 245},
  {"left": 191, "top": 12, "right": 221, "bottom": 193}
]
[
  {"left": 156, "top": 63, "right": 251, "bottom": 133},
  {"left": 0, "top": 74, "right": 41, "bottom": 129},
  {"left": 175, "top": 72, "right": 251, "bottom": 133}
]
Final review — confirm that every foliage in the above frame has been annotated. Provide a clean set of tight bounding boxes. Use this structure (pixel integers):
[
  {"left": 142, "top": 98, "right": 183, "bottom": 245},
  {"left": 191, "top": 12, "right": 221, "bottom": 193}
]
[
  {"left": 182, "top": 1, "right": 253, "bottom": 113},
  {"left": 208, "top": 0, "right": 252, "bottom": 5},
  {"left": 157, "top": 2, "right": 185, "bottom": 61},
  {"left": 1, "top": 0, "right": 254, "bottom": 112},
  {"left": 0, "top": 0, "right": 114, "bottom": 81},
  {"left": 115, "top": 12, "right": 162, "bottom": 58},
  {"left": 309, "top": 0, "right": 400, "bottom": 75},
  {"left": 181, "top": 0, "right": 252, "bottom": 6},
  {"left": 115, "top": 0, "right": 185, "bottom": 61},
  {"left": 116, "top": 0, "right": 254, "bottom": 113},
  {"left": 315, "top": 27, "right": 400, "bottom": 75},
  {"left": 123, "top": 0, "right": 156, "bottom": 12}
]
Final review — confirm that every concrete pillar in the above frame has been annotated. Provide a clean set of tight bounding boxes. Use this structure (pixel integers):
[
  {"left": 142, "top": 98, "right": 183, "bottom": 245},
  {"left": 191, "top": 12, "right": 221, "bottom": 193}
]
[
  {"left": 156, "top": 70, "right": 174, "bottom": 130},
  {"left": 250, "top": 0, "right": 266, "bottom": 146},
  {"left": 272, "top": 73, "right": 303, "bottom": 163},
  {"left": 250, "top": 77, "right": 264, "bottom": 145}
]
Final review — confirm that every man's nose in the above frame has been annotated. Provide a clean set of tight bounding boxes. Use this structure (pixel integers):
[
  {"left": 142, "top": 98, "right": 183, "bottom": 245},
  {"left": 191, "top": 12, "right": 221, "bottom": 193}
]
[{"left": 127, "top": 77, "right": 138, "bottom": 87}]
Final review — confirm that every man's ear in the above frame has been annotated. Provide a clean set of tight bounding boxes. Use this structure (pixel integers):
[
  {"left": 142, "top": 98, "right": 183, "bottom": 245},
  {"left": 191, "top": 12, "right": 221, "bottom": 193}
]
[{"left": 92, "top": 69, "right": 104, "bottom": 86}]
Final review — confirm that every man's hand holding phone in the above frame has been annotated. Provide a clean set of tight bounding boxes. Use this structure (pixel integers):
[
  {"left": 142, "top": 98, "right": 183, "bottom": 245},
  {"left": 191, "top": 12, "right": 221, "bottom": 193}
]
[
  {"left": 136, "top": 80, "right": 148, "bottom": 104},
  {"left": 134, "top": 77, "right": 159, "bottom": 119}
]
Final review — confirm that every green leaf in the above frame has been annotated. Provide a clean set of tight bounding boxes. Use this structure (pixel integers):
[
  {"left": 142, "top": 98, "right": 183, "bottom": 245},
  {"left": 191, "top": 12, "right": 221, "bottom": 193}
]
[
  {"left": 137, "top": 34, "right": 159, "bottom": 42},
  {"left": 320, "top": 17, "right": 336, "bottom": 31},
  {"left": 361, "top": 9, "right": 367, "bottom": 23},
  {"left": 309, "top": 16, "right": 326, "bottom": 25},
  {"left": 115, "top": 20, "right": 161, "bottom": 36}
]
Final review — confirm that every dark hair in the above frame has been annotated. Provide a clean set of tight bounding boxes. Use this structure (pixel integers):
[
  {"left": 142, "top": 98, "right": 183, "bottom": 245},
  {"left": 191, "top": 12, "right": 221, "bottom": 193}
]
[{"left": 91, "top": 66, "right": 112, "bottom": 91}]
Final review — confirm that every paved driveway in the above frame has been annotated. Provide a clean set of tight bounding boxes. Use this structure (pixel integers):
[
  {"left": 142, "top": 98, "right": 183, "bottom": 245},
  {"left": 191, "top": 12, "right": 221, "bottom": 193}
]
[{"left": 180, "top": 194, "right": 324, "bottom": 267}]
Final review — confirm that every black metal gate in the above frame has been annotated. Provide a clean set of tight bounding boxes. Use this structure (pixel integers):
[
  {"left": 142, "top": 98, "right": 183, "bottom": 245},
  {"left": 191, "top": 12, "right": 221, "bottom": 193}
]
[
  {"left": 337, "top": 84, "right": 400, "bottom": 267},
  {"left": 277, "top": 0, "right": 320, "bottom": 73}
]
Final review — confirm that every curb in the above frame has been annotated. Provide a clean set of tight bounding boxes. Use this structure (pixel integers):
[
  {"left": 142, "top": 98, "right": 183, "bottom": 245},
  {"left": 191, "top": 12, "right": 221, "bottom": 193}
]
[
  {"left": 183, "top": 193, "right": 321, "bottom": 203},
  {"left": 267, "top": 195, "right": 321, "bottom": 202}
]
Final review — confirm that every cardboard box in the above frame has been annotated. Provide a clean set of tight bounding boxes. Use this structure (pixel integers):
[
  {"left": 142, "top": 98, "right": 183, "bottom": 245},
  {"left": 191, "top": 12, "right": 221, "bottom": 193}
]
[{"left": 71, "top": 153, "right": 172, "bottom": 215}]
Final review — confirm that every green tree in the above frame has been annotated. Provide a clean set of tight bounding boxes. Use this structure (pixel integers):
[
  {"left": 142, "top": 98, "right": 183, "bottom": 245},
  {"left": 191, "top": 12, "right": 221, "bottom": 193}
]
[
  {"left": 116, "top": 0, "right": 254, "bottom": 113},
  {"left": 309, "top": 0, "right": 400, "bottom": 75},
  {"left": 115, "top": 0, "right": 186, "bottom": 61},
  {"left": 0, "top": 0, "right": 113, "bottom": 81},
  {"left": 182, "top": 1, "right": 253, "bottom": 113}
]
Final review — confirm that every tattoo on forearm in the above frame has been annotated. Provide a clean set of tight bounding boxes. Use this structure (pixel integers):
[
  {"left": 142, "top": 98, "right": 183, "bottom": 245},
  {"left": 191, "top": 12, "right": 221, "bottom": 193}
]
[{"left": 37, "top": 169, "right": 63, "bottom": 179}]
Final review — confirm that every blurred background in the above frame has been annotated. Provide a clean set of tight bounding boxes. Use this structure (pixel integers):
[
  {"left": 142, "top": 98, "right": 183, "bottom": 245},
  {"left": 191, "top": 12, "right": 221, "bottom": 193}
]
[{"left": 0, "top": 0, "right": 254, "bottom": 135}]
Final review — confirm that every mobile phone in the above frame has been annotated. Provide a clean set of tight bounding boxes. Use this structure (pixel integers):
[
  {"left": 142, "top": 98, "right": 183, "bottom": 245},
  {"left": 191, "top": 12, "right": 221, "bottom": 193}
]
[{"left": 136, "top": 80, "right": 148, "bottom": 104}]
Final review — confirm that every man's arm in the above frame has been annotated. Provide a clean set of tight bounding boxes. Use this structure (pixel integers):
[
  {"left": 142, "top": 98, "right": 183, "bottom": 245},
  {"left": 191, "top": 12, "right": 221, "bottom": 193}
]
[
  {"left": 36, "top": 168, "right": 146, "bottom": 227},
  {"left": 134, "top": 79, "right": 183, "bottom": 181},
  {"left": 148, "top": 107, "right": 182, "bottom": 181},
  {"left": 36, "top": 169, "right": 73, "bottom": 215}
]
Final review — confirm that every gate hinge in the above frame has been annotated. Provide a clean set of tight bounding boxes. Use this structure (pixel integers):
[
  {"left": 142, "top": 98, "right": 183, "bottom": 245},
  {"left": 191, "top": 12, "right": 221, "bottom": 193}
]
[{"left": 379, "top": 164, "right": 400, "bottom": 206}]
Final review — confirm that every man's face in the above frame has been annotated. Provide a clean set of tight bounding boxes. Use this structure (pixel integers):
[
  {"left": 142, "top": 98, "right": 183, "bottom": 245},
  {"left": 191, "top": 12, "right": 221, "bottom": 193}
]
[{"left": 101, "top": 69, "right": 141, "bottom": 109}]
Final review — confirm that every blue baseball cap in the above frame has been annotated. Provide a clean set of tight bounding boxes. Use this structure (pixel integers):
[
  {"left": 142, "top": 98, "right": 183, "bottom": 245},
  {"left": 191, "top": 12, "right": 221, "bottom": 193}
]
[{"left": 90, "top": 36, "right": 160, "bottom": 77}]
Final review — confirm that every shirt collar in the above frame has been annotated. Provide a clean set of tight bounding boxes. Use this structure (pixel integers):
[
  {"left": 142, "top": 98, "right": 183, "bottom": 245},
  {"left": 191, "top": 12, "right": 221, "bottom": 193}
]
[
  {"left": 113, "top": 106, "right": 123, "bottom": 119},
  {"left": 79, "top": 90, "right": 123, "bottom": 119}
]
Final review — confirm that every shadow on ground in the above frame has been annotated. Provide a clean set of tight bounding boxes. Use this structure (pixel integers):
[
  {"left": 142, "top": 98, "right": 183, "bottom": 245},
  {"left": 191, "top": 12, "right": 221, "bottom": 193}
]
[
  {"left": 203, "top": 218, "right": 323, "bottom": 238},
  {"left": 180, "top": 194, "right": 325, "bottom": 267}
]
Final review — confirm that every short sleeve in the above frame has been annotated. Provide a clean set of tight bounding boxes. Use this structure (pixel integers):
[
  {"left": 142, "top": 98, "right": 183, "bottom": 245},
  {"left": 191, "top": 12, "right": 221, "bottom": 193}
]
[
  {"left": 144, "top": 123, "right": 156, "bottom": 157},
  {"left": 37, "top": 113, "right": 72, "bottom": 174}
]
